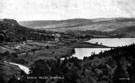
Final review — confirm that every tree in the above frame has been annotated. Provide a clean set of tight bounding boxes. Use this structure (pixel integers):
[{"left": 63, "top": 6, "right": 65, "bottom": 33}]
[
  {"left": 30, "top": 59, "right": 50, "bottom": 76},
  {"left": 8, "top": 75, "right": 18, "bottom": 83},
  {"left": 64, "top": 66, "right": 79, "bottom": 83},
  {"left": 0, "top": 34, "right": 4, "bottom": 42}
]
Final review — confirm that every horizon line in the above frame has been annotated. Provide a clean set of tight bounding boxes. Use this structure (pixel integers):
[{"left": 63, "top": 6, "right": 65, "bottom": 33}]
[{"left": 0, "top": 17, "right": 135, "bottom": 21}]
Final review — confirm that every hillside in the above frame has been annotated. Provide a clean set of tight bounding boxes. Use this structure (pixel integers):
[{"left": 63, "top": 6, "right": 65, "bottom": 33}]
[
  {"left": 0, "top": 61, "right": 21, "bottom": 83},
  {"left": 81, "top": 44, "right": 135, "bottom": 83},
  {"left": 110, "top": 25, "right": 135, "bottom": 37},
  {"left": 0, "top": 19, "right": 61, "bottom": 42},
  {"left": 19, "top": 18, "right": 135, "bottom": 32},
  {"left": 1, "top": 18, "right": 135, "bottom": 39},
  {"left": 1, "top": 18, "right": 135, "bottom": 83},
  {"left": 1, "top": 44, "right": 135, "bottom": 83},
  {"left": 0, "top": 19, "right": 35, "bottom": 42}
]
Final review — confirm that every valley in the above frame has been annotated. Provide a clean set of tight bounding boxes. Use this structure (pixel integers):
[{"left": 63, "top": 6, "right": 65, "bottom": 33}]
[{"left": 0, "top": 18, "right": 135, "bottom": 83}]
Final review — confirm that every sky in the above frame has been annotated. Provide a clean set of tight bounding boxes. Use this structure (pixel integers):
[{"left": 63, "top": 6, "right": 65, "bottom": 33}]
[{"left": 0, "top": 0, "right": 135, "bottom": 21}]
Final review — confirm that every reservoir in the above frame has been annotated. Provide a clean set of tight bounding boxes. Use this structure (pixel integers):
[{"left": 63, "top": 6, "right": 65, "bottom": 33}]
[
  {"left": 73, "top": 38, "right": 135, "bottom": 59},
  {"left": 87, "top": 38, "right": 135, "bottom": 47}
]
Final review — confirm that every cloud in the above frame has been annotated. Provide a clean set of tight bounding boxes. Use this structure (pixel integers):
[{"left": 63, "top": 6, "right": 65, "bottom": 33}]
[
  {"left": 0, "top": 0, "right": 5, "bottom": 13},
  {"left": 0, "top": 0, "right": 133, "bottom": 20},
  {"left": 114, "top": 0, "right": 135, "bottom": 17}
]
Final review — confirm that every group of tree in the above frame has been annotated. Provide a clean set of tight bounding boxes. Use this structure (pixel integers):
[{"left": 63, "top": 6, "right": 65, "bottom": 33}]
[{"left": 9, "top": 44, "right": 135, "bottom": 83}]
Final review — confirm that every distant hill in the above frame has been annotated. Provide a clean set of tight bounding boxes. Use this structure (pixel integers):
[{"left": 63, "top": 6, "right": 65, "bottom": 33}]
[
  {"left": 19, "top": 19, "right": 93, "bottom": 29},
  {"left": 0, "top": 19, "right": 42, "bottom": 42},
  {"left": 110, "top": 25, "right": 135, "bottom": 37},
  {"left": 1, "top": 18, "right": 135, "bottom": 39},
  {"left": 19, "top": 18, "right": 135, "bottom": 32}
]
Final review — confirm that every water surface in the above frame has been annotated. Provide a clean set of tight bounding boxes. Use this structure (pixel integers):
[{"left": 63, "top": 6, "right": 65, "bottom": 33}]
[
  {"left": 87, "top": 38, "right": 135, "bottom": 47},
  {"left": 73, "top": 48, "right": 111, "bottom": 59},
  {"left": 73, "top": 38, "right": 135, "bottom": 59}
]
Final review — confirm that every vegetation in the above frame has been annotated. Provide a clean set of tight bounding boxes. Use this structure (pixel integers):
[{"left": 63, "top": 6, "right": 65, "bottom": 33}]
[
  {"left": 0, "top": 44, "right": 135, "bottom": 83},
  {"left": 1, "top": 19, "right": 135, "bottom": 83}
]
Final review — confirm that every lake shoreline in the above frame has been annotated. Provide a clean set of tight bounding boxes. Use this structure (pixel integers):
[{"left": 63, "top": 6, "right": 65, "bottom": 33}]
[
  {"left": 72, "top": 38, "right": 135, "bottom": 59},
  {"left": 73, "top": 42, "right": 110, "bottom": 48}
]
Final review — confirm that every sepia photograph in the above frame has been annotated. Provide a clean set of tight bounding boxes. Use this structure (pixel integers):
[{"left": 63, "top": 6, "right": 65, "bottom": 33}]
[{"left": 0, "top": 0, "right": 135, "bottom": 83}]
